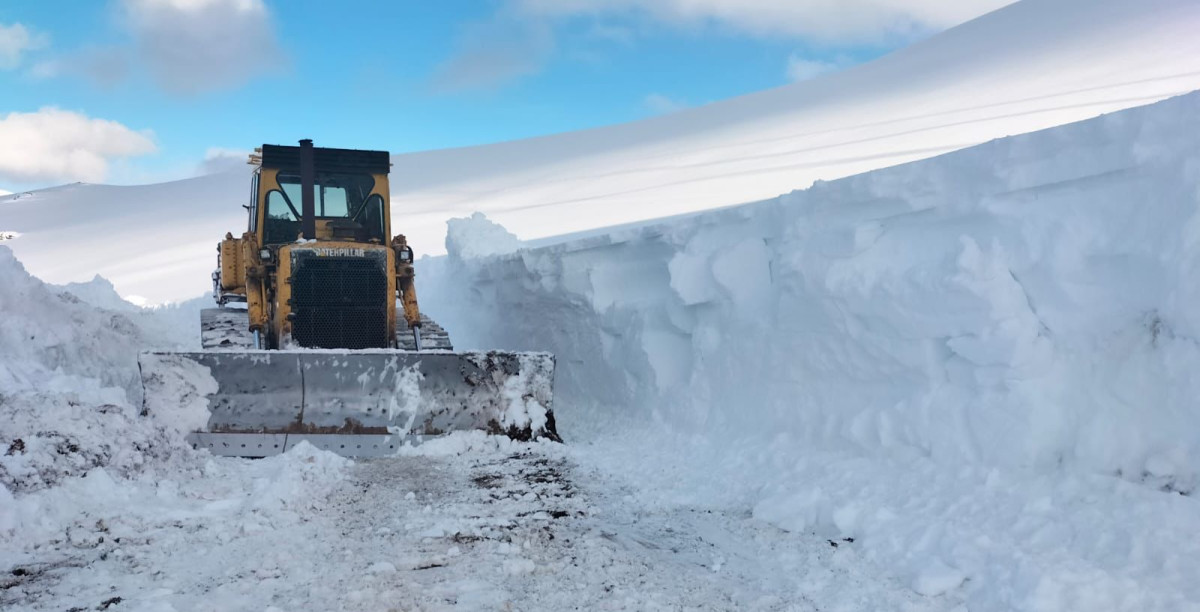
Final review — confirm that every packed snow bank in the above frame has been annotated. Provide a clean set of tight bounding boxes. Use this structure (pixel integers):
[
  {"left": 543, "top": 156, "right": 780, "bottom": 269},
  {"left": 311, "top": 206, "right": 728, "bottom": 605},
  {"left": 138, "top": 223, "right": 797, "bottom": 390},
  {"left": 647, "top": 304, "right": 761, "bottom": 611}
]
[
  {"left": 423, "top": 91, "right": 1200, "bottom": 487},
  {"left": 422, "top": 92, "right": 1200, "bottom": 609},
  {"left": 0, "top": 247, "right": 200, "bottom": 493},
  {"left": 6, "top": 0, "right": 1200, "bottom": 304}
]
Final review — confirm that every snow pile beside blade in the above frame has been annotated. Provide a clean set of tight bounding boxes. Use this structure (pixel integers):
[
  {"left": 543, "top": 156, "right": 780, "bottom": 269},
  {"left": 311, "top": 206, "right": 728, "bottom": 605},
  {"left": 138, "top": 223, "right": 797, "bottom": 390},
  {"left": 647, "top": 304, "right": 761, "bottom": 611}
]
[
  {"left": 0, "top": 247, "right": 196, "bottom": 493},
  {"left": 137, "top": 352, "right": 218, "bottom": 436}
]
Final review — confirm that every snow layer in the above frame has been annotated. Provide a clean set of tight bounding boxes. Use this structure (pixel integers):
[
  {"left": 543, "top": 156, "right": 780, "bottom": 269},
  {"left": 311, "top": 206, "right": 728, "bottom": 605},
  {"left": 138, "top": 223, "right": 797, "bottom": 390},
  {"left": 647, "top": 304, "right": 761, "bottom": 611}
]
[
  {"left": 5, "top": 0, "right": 1200, "bottom": 303},
  {"left": 420, "top": 92, "right": 1200, "bottom": 610}
]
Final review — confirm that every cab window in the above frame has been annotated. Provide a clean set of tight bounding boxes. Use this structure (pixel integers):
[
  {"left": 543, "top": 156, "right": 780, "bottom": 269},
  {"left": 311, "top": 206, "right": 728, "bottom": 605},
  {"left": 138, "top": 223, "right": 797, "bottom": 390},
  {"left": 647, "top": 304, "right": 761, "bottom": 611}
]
[
  {"left": 266, "top": 172, "right": 384, "bottom": 243},
  {"left": 263, "top": 190, "right": 302, "bottom": 244}
]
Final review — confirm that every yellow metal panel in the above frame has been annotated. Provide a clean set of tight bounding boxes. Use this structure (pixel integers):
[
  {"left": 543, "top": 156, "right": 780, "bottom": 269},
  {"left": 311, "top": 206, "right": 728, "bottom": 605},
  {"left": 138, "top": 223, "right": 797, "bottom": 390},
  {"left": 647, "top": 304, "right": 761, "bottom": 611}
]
[
  {"left": 386, "top": 247, "right": 397, "bottom": 344},
  {"left": 275, "top": 242, "right": 294, "bottom": 344},
  {"left": 372, "top": 173, "right": 391, "bottom": 238},
  {"left": 219, "top": 235, "right": 244, "bottom": 291},
  {"left": 257, "top": 167, "right": 280, "bottom": 244},
  {"left": 241, "top": 232, "right": 269, "bottom": 336}
]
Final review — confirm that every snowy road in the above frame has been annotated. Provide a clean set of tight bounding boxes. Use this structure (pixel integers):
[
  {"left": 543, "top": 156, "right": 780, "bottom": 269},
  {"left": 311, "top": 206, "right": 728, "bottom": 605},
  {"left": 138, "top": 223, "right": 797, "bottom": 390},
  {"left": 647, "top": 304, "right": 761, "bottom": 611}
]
[{"left": 3, "top": 436, "right": 954, "bottom": 612}]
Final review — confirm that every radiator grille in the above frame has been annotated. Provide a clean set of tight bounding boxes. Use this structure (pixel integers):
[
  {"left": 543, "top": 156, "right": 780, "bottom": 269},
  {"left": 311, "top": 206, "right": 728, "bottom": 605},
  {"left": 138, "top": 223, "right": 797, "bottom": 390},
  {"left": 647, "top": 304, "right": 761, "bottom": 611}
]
[{"left": 289, "top": 252, "right": 389, "bottom": 349}]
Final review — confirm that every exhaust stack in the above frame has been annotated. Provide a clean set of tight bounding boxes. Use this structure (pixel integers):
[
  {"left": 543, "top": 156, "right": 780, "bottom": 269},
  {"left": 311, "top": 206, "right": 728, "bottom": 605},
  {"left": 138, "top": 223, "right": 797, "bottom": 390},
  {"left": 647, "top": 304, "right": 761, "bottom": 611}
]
[{"left": 299, "top": 138, "right": 316, "bottom": 240}]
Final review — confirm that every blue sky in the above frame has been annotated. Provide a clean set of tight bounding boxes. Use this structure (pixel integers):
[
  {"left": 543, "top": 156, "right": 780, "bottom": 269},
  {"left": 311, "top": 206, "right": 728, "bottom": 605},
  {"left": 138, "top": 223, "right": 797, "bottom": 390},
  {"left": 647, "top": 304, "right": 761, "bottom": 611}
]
[{"left": 0, "top": 0, "right": 1011, "bottom": 191}]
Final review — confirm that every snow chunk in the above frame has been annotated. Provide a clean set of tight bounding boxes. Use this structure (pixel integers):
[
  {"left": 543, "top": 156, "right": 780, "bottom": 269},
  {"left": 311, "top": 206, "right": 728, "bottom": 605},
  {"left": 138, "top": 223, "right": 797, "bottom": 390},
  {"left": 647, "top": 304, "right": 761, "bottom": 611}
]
[
  {"left": 244, "top": 441, "right": 349, "bottom": 513},
  {"left": 445, "top": 212, "right": 522, "bottom": 260},
  {"left": 282, "top": 440, "right": 351, "bottom": 471},
  {"left": 383, "top": 362, "right": 423, "bottom": 433},
  {"left": 138, "top": 353, "right": 218, "bottom": 437}
]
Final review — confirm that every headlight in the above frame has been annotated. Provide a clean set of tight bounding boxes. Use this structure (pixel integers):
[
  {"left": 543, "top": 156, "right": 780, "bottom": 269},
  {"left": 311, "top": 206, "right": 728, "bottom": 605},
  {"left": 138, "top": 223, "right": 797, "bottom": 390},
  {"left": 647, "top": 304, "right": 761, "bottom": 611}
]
[
  {"left": 259, "top": 248, "right": 272, "bottom": 261},
  {"left": 399, "top": 247, "right": 413, "bottom": 262}
]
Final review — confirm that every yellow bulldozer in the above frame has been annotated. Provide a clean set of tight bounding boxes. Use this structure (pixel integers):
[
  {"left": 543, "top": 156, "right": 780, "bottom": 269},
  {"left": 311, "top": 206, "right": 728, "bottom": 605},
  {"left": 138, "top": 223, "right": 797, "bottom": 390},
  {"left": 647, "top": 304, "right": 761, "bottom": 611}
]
[{"left": 139, "top": 140, "right": 558, "bottom": 457}]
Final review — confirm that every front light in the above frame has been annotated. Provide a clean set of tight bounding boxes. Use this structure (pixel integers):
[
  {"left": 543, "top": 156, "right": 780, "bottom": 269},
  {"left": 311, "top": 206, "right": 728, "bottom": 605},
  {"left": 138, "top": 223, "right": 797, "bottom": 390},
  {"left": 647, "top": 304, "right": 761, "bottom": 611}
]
[
  {"left": 259, "top": 248, "right": 272, "bottom": 261},
  {"left": 399, "top": 247, "right": 413, "bottom": 262}
]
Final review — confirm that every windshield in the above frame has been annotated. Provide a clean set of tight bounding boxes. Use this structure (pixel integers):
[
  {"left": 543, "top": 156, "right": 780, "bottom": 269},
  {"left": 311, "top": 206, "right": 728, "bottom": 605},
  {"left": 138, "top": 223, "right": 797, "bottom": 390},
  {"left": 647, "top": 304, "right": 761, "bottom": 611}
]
[
  {"left": 278, "top": 172, "right": 375, "bottom": 218},
  {"left": 262, "top": 172, "right": 386, "bottom": 244}
]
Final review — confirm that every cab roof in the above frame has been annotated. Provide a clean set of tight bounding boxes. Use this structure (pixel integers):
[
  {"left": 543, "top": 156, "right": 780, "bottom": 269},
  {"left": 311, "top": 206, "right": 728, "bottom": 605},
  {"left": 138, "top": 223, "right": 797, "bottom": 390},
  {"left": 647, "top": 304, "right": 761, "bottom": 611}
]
[{"left": 259, "top": 143, "right": 390, "bottom": 175}]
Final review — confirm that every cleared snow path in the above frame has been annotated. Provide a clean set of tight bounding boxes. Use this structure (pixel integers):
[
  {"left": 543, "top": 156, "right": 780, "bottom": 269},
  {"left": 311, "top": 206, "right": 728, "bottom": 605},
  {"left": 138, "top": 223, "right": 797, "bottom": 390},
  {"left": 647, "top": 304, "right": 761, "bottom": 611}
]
[{"left": 2, "top": 437, "right": 952, "bottom": 611}]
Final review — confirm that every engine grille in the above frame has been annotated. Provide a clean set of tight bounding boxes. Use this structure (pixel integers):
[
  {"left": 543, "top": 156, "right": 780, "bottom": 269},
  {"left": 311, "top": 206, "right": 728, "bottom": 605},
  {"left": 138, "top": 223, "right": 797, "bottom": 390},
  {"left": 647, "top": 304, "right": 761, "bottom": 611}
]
[{"left": 289, "top": 251, "right": 389, "bottom": 349}]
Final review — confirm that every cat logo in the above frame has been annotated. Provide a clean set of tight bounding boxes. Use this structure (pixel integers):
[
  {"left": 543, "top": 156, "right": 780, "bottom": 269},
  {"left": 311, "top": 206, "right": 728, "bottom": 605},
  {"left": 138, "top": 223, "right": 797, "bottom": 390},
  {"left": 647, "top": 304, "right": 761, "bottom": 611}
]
[{"left": 312, "top": 247, "right": 366, "bottom": 257}]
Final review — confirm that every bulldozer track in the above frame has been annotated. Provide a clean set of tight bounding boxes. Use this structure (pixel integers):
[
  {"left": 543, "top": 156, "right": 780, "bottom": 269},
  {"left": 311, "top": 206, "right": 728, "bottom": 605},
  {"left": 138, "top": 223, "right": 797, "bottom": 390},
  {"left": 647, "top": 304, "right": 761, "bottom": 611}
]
[
  {"left": 396, "top": 314, "right": 454, "bottom": 351},
  {"left": 200, "top": 308, "right": 256, "bottom": 349}
]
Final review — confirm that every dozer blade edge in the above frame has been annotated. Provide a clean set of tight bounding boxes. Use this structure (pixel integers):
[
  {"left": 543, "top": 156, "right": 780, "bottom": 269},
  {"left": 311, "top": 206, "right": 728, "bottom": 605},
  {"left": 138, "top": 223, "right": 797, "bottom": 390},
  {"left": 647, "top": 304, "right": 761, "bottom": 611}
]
[{"left": 139, "top": 350, "right": 558, "bottom": 458}]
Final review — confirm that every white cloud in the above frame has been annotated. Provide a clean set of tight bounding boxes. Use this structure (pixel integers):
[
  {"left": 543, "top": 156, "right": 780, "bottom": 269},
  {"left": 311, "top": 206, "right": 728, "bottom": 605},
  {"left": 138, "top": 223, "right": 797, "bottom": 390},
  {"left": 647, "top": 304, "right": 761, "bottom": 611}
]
[
  {"left": 786, "top": 54, "right": 848, "bottom": 82},
  {"left": 121, "top": 0, "right": 283, "bottom": 95},
  {"left": 517, "top": 0, "right": 1016, "bottom": 44},
  {"left": 430, "top": 14, "right": 555, "bottom": 93},
  {"left": 0, "top": 22, "right": 48, "bottom": 70},
  {"left": 0, "top": 108, "right": 157, "bottom": 184},
  {"left": 199, "top": 147, "right": 252, "bottom": 174},
  {"left": 644, "top": 93, "right": 687, "bottom": 114}
]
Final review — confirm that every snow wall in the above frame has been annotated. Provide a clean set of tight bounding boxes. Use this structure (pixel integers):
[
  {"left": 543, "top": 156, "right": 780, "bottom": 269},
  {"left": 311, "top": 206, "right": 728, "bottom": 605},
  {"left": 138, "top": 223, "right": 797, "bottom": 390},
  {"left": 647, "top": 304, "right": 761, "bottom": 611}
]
[
  {"left": 421, "top": 92, "right": 1200, "bottom": 487},
  {"left": 0, "top": 248, "right": 202, "bottom": 493}
]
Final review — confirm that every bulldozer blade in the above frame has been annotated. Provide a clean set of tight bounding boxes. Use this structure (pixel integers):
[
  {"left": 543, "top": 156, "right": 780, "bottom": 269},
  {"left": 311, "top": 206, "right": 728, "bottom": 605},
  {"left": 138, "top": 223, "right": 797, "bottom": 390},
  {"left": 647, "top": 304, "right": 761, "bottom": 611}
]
[{"left": 139, "top": 350, "right": 558, "bottom": 458}]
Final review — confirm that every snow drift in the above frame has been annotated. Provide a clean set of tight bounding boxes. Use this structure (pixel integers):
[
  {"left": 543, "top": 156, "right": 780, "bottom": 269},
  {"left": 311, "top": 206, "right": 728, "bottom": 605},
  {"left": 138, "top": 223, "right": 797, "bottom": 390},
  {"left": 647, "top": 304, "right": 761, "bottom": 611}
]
[
  {"left": 422, "top": 90, "right": 1200, "bottom": 488},
  {"left": 418, "top": 90, "right": 1200, "bottom": 612},
  {"left": 4, "top": 0, "right": 1200, "bottom": 304}
]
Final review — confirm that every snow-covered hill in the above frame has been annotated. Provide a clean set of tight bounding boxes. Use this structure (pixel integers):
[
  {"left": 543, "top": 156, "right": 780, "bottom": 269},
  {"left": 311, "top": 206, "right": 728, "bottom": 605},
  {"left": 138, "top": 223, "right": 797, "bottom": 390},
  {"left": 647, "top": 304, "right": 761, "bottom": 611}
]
[{"left": 4, "top": 0, "right": 1200, "bottom": 304}]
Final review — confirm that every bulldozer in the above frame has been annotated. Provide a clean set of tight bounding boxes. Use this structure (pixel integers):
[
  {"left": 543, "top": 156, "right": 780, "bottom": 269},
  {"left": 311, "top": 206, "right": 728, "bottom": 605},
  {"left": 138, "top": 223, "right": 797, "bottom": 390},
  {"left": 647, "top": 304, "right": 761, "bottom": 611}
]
[{"left": 139, "top": 140, "right": 558, "bottom": 458}]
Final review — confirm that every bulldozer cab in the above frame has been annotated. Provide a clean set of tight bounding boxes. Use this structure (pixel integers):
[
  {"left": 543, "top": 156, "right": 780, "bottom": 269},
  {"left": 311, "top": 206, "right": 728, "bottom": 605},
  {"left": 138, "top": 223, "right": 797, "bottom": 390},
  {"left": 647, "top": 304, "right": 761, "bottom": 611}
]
[{"left": 249, "top": 142, "right": 391, "bottom": 246}]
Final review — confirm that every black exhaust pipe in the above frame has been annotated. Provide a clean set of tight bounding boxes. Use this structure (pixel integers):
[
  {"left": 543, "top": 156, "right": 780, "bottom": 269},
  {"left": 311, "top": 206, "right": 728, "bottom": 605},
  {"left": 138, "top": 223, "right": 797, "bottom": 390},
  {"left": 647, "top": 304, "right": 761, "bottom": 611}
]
[{"left": 299, "top": 138, "right": 316, "bottom": 240}]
